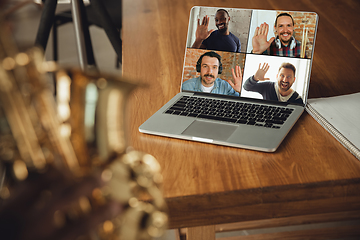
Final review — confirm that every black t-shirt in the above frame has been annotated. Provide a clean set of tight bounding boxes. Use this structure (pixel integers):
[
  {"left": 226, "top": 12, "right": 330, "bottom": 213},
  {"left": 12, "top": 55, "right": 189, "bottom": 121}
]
[{"left": 202, "top": 30, "right": 241, "bottom": 53}]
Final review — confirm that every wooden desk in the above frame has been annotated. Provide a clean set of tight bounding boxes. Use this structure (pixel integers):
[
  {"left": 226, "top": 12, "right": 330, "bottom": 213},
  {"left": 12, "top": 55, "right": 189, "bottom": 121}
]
[{"left": 122, "top": 0, "right": 360, "bottom": 239}]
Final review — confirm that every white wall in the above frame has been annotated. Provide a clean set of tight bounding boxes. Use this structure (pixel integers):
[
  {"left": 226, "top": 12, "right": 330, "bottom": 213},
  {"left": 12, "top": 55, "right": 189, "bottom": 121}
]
[{"left": 246, "top": 10, "right": 277, "bottom": 53}]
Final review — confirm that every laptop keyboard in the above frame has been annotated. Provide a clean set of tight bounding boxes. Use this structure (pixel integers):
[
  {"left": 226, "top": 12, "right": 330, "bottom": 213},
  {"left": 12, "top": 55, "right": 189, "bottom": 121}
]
[{"left": 164, "top": 96, "right": 294, "bottom": 129}]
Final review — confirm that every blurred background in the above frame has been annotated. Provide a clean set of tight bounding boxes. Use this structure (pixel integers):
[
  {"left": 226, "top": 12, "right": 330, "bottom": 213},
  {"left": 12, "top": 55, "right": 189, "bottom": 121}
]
[{"left": 3, "top": 0, "right": 121, "bottom": 75}]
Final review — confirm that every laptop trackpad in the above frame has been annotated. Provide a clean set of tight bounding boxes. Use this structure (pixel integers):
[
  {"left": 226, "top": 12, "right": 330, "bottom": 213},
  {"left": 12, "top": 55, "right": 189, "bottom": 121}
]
[{"left": 182, "top": 120, "right": 237, "bottom": 141}]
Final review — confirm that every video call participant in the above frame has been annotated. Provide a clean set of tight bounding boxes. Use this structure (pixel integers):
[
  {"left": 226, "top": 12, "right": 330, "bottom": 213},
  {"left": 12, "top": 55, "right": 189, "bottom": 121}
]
[
  {"left": 243, "top": 62, "right": 304, "bottom": 104},
  {"left": 252, "top": 13, "right": 304, "bottom": 58},
  {"left": 182, "top": 51, "right": 242, "bottom": 96},
  {"left": 191, "top": 9, "right": 241, "bottom": 53}
]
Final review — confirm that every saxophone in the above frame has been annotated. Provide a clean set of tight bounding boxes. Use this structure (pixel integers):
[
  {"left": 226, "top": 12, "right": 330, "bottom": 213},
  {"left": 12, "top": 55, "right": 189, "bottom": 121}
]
[{"left": 0, "top": 17, "right": 167, "bottom": 240}]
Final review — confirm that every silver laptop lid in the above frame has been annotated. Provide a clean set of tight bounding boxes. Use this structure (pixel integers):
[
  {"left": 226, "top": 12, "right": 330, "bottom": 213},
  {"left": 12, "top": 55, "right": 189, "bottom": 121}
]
[{"left": 181, "top": 6, "right": 318, "bottom": 106}]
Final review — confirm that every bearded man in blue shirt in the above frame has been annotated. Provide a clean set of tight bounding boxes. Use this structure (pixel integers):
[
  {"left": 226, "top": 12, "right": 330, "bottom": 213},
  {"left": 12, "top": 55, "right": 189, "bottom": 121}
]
[{"left": 182, "top": 51, "right": 242, "bottom": 96}]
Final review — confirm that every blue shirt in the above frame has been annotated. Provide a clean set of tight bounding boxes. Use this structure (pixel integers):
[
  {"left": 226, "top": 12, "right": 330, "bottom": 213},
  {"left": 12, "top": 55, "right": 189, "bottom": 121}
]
[
  {"left": 182, "top": 77, "right": 239, "bottom": 96},
  {"left": 202, "top": 30, "right": 241, "bottom": 53}
]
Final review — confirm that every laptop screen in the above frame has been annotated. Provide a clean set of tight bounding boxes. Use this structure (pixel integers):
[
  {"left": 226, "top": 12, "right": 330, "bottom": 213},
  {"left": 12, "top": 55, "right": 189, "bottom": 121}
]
[{"left": 181, "top": 6, "right": 318, "bottom": 105}]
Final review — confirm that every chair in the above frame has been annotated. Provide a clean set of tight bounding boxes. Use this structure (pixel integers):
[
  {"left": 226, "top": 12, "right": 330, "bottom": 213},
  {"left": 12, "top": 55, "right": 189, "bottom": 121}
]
[{"left": 35, "top": 0, "right": 122, "bottom": 70}]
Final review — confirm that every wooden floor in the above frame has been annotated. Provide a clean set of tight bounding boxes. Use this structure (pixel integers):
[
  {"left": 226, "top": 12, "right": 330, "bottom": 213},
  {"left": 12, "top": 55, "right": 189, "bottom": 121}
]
[{"left": 122, "top": 0, "right": 360, "bottom": 239}]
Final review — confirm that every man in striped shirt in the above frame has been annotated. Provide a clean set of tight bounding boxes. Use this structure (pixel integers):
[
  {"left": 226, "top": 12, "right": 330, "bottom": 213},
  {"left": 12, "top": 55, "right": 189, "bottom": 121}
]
[{"left": 252, "top": 13, "right": 304, "bottom": 58}]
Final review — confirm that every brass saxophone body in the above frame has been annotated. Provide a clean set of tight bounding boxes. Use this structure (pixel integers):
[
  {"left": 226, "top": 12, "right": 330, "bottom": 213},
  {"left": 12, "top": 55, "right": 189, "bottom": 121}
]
[{"left": 0, "top": 18, "right": 167, "bottom": 240}]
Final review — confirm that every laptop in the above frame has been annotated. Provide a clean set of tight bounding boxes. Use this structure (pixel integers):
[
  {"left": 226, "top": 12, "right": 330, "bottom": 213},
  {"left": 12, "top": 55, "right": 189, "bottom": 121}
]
[{"left": 139, "top": 6, "right": 318, "bottom": 152}]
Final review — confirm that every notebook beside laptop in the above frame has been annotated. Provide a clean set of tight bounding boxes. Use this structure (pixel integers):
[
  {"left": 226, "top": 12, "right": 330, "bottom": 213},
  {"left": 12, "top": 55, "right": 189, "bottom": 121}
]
[{"left": 139, "top": 6, "right": 318, "bottom": 152}]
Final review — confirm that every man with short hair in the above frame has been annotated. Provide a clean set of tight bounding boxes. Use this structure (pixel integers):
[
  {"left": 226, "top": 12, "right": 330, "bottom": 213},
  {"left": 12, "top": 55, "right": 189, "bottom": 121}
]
[
  {"left": 182, "top": 51, "right": 242, "bottom": 96},
  {"left": 243, "top": 62, "right": 304, "bottom": 104},
  {"left": 192, "top": 9, "right": 241, "bottom": 53},
  {"left": 252, "top": 13, "right": 304, "bottom": 58}
]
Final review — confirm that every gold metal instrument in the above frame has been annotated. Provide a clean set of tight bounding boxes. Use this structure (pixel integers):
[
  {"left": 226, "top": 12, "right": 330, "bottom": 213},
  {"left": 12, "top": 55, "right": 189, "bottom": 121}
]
[{"left": 0, "top": 16, "right": 167, "bottom": 240}]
